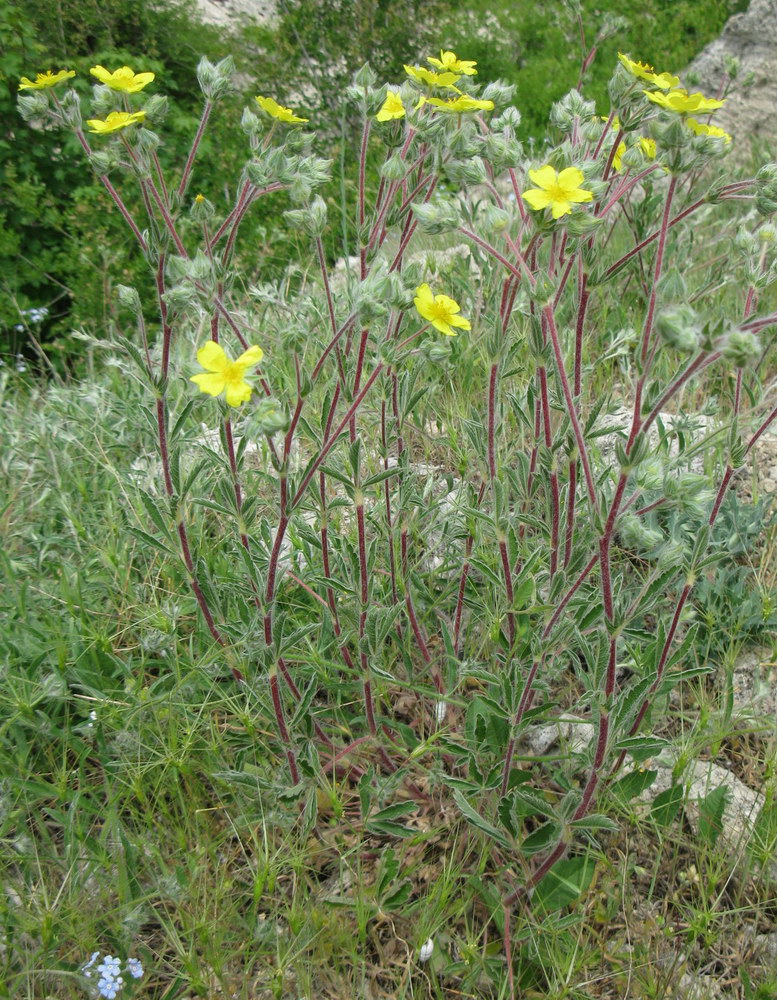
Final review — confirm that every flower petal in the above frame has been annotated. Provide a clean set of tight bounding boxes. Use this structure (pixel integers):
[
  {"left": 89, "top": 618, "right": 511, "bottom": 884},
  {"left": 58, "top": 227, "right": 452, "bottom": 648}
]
[
  {"left": 528, "top": 165, "right": 557, "bottom": 190},
  {"left": 448, "top": 314, "right": 471, "bottom": 330},
  {"left": 522, "top": 188, "right": 553, "bottom": 210},
  {"left": 557, "top": 167, "right": 585, "bottom": 190},
  {"left": 550, "top": 200, "right": 572, "bottom": 219},
  {"left": 190, "top": 372, "right": 227, "bottom": 396},
  {"left": 566, "top": 187, "right": 593, "bottom": 204},
  {"left": 197, "top": 341, "right": 228, "bottom": 372},
  {"left": 236, "top": 344, "right": 264, "bottom": 368},
  {"left": 224, "top": 380, "right": 253, "bottom": 407},
  {"left": 414, "top": 283, "right": 434, "bottom": 314}
]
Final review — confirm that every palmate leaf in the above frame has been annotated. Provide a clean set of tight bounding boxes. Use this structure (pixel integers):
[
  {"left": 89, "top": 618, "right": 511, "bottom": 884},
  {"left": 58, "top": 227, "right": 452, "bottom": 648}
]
[
  {"left": 532, "top": 856, "right": 597, "bottom": 914},
  {"left": 452, "top": 790, "right": 512, "bottom": 849}
]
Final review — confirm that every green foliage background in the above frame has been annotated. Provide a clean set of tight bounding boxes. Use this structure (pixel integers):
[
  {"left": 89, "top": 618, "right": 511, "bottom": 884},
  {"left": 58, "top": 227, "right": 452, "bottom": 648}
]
[{"left": 0, "top": 0, "right": 747, "bottom": 365}]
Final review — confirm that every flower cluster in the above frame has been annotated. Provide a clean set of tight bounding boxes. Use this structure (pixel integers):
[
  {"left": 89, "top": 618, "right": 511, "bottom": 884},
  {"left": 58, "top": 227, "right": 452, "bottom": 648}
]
[
  {"left": 81, "top": 953, "right": 143, "bottom": 998},
  {"left": 376, "top": 48, "right": 488, "bottom": 122},
  {"left": 618, "top": 51, "right": 731, "bottom": 142}
]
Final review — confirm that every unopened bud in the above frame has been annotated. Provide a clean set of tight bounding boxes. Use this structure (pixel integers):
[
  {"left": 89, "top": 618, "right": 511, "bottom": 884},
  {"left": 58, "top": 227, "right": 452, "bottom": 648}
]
[
  {"left": 380, "top": 153, "right": 406, "bottom": 181},
  {"left": 191, "top": 193, "right": 214, "bottom": 221},
  {"left": 723, "top": 329, "right": 761, "bottom": 367},
  {"left": 412, "top": 197, "right": 461, "bottom": 234},
  {"left": 656, "top": 304, "right": 699, "bottom": 353},
  {"left": 116, "top": 285, "right": 142, "bottom": 312},
  {"left": 481, "top": 204, "right": 510, "bottom": 233}
]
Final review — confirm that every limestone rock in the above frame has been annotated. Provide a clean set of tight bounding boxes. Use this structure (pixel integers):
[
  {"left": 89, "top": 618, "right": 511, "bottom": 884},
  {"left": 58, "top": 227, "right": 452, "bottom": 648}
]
[
  {"left": 194, "top": 0, "right": 276, "bottom": 28},
  {"left": 686, "top": 0, "right": 777, "bottom": 146}
]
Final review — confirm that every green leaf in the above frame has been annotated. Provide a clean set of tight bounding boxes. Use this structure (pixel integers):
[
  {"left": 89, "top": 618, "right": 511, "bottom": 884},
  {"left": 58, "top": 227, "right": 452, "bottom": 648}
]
[
  {"left": 366, "top": 820, "right": 415, "bottom": 838},
  {"left": 128, "top": 527, "right": 174, "bottom": 555},
  {"left": 452, "top": 790, "right": 512, "bottom": 849},
  {"left": 370, "top": 801, "right": 418, "bottom": 823},
  {"left": 611, "top": 769, "right": 658, "bottom": 802},
  {"left": 139, "top": 490, "right": 170, "bottom": 537},
  {"left": 363, "top": 466, "right": 405, "bottom": 488},
  {"left": 532, "top": 856, "right": 596, "bottom": 914},
  {"left": 651, "top": 784, "right": 683, "bottom": 827},
  {"left": 569, "top": 813, "right": 620, "bottom": 832},
  {"left": 382, "top": 880, "right": 413, "bottom": 910},
  {"left": 698, "top": 784, "right": 728, "bottom": 847},
  {"left": 376, "top": 847, "right": 400, "bottom": 899},
  {"left": 521, "top": 821, "right": 561, "bottom": 855},
  {"left": 613, "top": 736, "right": 670, "bottom": 762}
]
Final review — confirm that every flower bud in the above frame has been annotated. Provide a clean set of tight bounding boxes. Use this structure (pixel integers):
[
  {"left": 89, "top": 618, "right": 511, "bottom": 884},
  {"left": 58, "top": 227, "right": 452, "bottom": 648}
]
[
  {"left": 163, "top": 282, "right": 198, "bottom": 314},
  {"left": 734, "top": 226, "right": 759, "bottom": 257},
  {"left": 447, "top": 155, "right": 487, "bottom": 186},
  {"left": 190, "top": 193, "right": 214, "bottom": 221},
  {"left": 657, "top": 538, "right": 687, "bottom": 569},
  {"left": 755, "top": 163, "right": 777, "bottom": 216},
  {"left": 723, "top": 329, "right": 761, "bottom": 367},
  {"left": 59, "top": 88, "right": 82, "bottom": 127},
  {"left": 186, "top": 249, "right": 213, "bottom": 283},
  {"left": 619, "top": 514, "right": 664, "bottom": 554},
  {"left": 196, "top": 55, "right": 235, "bottom": 101},
  {"left": 380, "top": 153, "right": 406, "bottom": 181},
  {"left": 245, "top": 158, "right": 272, "bottom": 186},
  {"left": 491, "top": 105, "right": 522, "bottom": 132},
  {"left": 17, "top": 93, "right": 51, "bottom": 126},
  {"left": 308, "top": 195, "right": 328, "bottom": 236},
  {"left": 252, "top": 398, "right": 289, "bottom": 435},
  {"left": 564, "top": 213, "right": 604, "bottom": 237},
  {"left": 656, "top": 304, "right": 700, "bottom": 353},
  {"left": 90, "top": 84, "right": 118, "bottom": 117},
  {"left": 135, "top": 128, "right": 161, "bottom": 153},
  {"left": 481, "top": 204, "right": 510, "bottom": 234},
  {"left": 411, "top": 197, "right": 461, "bottom": 234},
  {"left": 480, "top": 80, "right": 516, "bottom": 108},
  {"left": 481, "top": 133, "right": 522, "bottom": 170},
  {"left": 353, "top": 62, "right": 377, "bottom": 89},
  {"left": 422, "top": 339, "right": 452, "bottom": 362},
  {"left": 89, "top": 150, "right": 115, "bottom": 176},
  {"left": 116, "top": 285, "right": 142, "bottom": 312},
  {"left": 241, "top": 108, "right": 261, "bottom": 138},
  {"left": 143, "top": 94, "right": 169, "bottom": 124}
]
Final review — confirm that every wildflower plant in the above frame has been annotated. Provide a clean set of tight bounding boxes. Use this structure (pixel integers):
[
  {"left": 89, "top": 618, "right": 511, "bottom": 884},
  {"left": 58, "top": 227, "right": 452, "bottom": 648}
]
[{"left": 18, "top": 39, "right": 777, "bottom": 981}]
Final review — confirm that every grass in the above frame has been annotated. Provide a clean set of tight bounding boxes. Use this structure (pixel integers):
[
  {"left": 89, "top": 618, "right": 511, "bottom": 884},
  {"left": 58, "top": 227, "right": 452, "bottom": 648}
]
[
  {"left": 2, "top": 259, "right": 776, "bottom": 1000},
  {"left": 3, "top": 29, "right": 777, "bottom": 1000}
]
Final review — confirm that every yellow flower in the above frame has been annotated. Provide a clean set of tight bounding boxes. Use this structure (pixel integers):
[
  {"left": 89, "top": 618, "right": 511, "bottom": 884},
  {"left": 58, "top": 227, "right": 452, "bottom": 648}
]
[
  {"left": 427, "top": 50, "right": 477, "bottom": 76},
  {"left": 376, "top": 90, "right": 405, "bottom": 122},
  {"left": 644, "top": 88, "right": 725, "bottom": 114},
  {"left": 404, "top": 64, "right": 461, "bottom": 90},
  {"left": 618, "top": 53, "right": 679, "bottom": 90},
  {"left": 686, "top": 117, "right": 732, "bottom": 143},
  {"left": 86, "top": 110, "right": 147, "bottom": 134},
  {"left": 418, "top": 94, "right": 494, "bottom": 113},
  {"left": 195, "top": 193, "right": 206, "bottom": 203},
  {"left": 640, "top": 137, "right": 657, "bottom": 159},
  {"left": 612, "top": 141, "right": 627, "bottom": 172},
  {"left": 413, "top": 283, "right": 471, "bottom": 336},
  {"left": 90, "top": 65, "right": 155, "bottom": 93},
  {"left": 255, "top": 95, "right": 308, "bottom": 123},
  {"left": 190, "top": 341, "right": 264, "bottom": 407},
  {"left": 522, "top": 165, "right": 593, "bottom": 220},
  {"left": 18, "top": 69, "right": 75, "bottom": 91}
]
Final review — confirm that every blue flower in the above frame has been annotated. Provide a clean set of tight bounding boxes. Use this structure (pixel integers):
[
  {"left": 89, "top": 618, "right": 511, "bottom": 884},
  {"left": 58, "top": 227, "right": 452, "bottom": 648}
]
[{"left": 127, "top": 957, "right": 143, "bottom": 979}]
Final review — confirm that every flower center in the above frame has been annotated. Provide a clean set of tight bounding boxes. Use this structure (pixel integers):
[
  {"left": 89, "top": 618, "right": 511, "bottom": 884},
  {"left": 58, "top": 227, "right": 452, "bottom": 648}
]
[
  {"left": 547, "top": 183, "right": 570, "bottom": 203},
  {"left": 222, "top": 361, "right": 244, "bottom": 385},
  {"left": 429, "top": 301, "right": 453, "bottom": 323}
]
